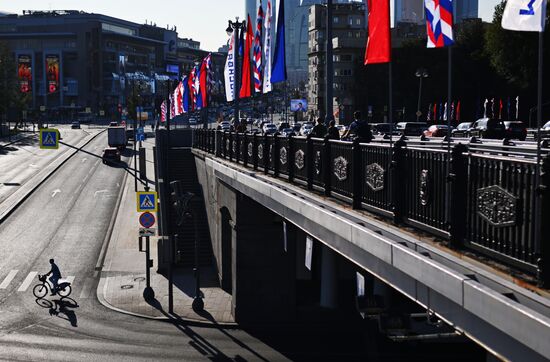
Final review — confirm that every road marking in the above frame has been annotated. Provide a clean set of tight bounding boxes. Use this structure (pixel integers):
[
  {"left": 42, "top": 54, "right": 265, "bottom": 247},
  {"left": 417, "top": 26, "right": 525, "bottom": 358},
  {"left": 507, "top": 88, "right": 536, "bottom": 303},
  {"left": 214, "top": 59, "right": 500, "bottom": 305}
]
[
  {"left": 81, "top": 158, "right": 88, "bottom": 163},
  {"left": 94, "top": 190, "right": 110, "bottom": 198},
  {"left": 51, "top": 189, "right": 61, "bottom": 198},
  {"left": 64, "top": 276, "right": 75, "bottom": 285},
  {"left": 79, "top": 277, "right": 95, "bottom": 299},
  {"left": 17, "top": 271, "right": 37, "bottom": 292},
  {"left": 0, "top": 270, "right": 18, "bottom": 289}
]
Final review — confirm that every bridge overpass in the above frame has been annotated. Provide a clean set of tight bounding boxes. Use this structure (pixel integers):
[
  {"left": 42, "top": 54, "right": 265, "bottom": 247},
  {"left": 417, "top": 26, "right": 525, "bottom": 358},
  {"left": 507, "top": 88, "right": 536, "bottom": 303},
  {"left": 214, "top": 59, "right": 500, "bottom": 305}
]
[{"left": 155, "top": 129, "right": 550, "bottom": 361}]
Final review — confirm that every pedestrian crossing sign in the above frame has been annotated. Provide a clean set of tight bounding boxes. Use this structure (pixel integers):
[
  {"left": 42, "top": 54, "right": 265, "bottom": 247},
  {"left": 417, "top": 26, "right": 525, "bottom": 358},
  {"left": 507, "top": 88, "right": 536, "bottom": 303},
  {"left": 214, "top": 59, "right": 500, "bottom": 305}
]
[
  {"left": 136, "top": 191, "right": 157, "bottom": 212},
  {"left": 39, "top": 129, "right": 59, "bottom": 149}
]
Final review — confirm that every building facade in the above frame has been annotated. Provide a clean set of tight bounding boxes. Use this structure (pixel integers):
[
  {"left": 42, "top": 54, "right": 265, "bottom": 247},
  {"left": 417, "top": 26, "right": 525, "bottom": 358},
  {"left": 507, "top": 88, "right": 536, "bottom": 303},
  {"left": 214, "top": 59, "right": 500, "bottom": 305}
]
[{"left": 307, "top": 2, "right": 366, "bottom": 123}]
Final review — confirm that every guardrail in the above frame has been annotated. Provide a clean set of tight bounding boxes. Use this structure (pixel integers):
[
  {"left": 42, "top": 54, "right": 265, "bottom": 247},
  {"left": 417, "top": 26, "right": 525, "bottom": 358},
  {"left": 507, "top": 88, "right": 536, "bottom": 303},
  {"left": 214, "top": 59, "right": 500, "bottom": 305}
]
[{"left": 194, "top": 129, "right": 550, "bottom": 287}]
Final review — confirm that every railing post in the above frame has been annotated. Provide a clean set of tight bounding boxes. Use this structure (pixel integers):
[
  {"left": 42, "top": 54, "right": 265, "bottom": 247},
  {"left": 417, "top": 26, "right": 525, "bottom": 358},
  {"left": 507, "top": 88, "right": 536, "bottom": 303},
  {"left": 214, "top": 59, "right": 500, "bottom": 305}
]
[
  {"left": 274, "top": 134, "right": 280, "bottom": 177},
  {"left": 242, "top": 132, "right": 248, "bottom": 166},
  {"left": 390, "top": 139, "right": 406, "bottom": 224},
  {"left": 306, "top": 134, "right": 313, "bottom": 190},
  {"left": 538, "top": 155, "right": 550, "bottom": 288},
  {"left": 352, "top": 138, "right": 362, "bottom": 209},
  {"left": 288, "top": 135, "right": 295, "bottom": 183},
  {"left": 449, "top": 143, "right": 468, "bottom": 248},
  {"left": 228, "top": 132, "right": 234, "bottom": 161},
  {"left": 253, "top": 133, "right": 258, "bottom": 170},
  {"left": 215, "top": 130, "right": 221, "bottom": 157},
  {"left": 264, "top": 134, "right": 269, "bottom": 175},
  {"left": 323, "top": 136, "right": 331, "bottom": 196}
]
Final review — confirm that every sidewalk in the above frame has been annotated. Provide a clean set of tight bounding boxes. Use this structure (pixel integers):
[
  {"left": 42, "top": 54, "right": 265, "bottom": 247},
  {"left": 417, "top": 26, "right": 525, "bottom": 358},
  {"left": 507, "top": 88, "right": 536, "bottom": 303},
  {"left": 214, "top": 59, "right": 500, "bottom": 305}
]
[{"left": 97, "top": 136, "right": 234, "bottom": 325}]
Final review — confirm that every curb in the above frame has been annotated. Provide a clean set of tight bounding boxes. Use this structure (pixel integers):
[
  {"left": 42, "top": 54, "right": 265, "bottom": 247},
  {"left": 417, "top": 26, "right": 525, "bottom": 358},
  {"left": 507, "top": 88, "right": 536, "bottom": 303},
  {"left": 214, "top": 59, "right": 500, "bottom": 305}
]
[
  {"left": 96, "top": 275, "right": 238, "bottom": 328},
  {"left": 0, "top": 130, "right": 105, "bottom": 224}
]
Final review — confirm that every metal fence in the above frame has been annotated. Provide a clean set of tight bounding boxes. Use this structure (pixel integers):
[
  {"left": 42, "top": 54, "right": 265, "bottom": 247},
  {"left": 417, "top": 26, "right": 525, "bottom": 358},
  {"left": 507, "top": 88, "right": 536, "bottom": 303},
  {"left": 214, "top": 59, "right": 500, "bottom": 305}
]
[{"left": 194, "top": 129, "right": 550, "bottom": 286}]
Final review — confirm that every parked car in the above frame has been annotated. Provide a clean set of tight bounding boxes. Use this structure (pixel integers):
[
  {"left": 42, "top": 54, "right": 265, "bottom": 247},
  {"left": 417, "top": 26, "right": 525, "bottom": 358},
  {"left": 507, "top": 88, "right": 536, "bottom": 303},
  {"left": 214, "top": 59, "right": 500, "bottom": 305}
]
[
  {"left": 423, "top": 124, "right": 451, "bottom": 138},
  {"left": 278, "top": 122, "right": 290, "bottom": 131},
  {"left": 218, "top": 121, "right": 232, "bottom": 131},
  {"left": 292, "top": 123, "right": 302, "bottom": 133},
  {"left": 467, "top": 118, "right": 506, "bottom": 139},
  {"left": 504, "top": 121, "right": 527, "bottom": 141},
  {"left": 395, "top": 122, "right": 428, "bottom": 136},
  {"left": 109, "top": 121, "right": 118, "bottom": 127},
  {"left": 452, "top": 122, "right": 472, "bottom": 137},
  {"left": 280, "top": 128, "right": 296, "bottom": 137},
  {"left": 371, "top": 123, "right": 399, "bottom": 136},
  {"left": 263, "top": 123, "right": 278, "bottom": 135},
  {"left": 300, "top": 123, "right": 314, "bottom": 136},
  {"left": 71, "top": 121, "right": 80, "bottom": 129},
  {"left": 102, "top": 147, "right": 121, "bottom": 164}
]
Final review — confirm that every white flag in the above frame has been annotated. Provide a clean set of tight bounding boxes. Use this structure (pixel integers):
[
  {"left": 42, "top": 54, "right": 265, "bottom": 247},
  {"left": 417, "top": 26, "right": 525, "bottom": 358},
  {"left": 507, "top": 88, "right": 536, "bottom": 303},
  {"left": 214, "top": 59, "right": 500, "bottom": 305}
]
[
  {"left": 263, "top": 0, "right": 273, "bottom": 93},
  {"left": 224, "top": 32, "right": 236, "bottom": 102},
  {"left": 502, "top": 0, "right": 547, "bottom": 32}
]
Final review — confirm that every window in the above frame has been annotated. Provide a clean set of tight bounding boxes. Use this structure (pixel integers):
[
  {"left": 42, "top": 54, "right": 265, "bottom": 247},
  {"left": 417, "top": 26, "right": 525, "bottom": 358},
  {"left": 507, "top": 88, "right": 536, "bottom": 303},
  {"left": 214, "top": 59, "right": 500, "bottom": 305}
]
[
  {"left": 333, "top": 16, "right": 339, "bottom": 24},
  {"left": 348, "top": 17, "right": 353, "bottom": 26},
  {"left": 356, "top": 18, "right": 362, "bottom": 25}
]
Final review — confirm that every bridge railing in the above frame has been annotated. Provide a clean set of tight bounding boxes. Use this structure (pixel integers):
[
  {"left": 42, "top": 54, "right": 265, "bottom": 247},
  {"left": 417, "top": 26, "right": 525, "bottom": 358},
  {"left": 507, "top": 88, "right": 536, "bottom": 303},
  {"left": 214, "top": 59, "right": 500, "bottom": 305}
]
[{"left": 195, "top": 129, "right": 550, "bottom": 287}]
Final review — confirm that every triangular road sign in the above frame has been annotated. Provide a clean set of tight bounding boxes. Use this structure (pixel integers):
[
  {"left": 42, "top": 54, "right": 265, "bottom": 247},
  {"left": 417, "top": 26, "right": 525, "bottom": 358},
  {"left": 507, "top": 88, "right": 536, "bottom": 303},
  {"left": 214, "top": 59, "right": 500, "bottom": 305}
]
[{"left": 141, "top": 195, "right": 154, "bottom": 208}]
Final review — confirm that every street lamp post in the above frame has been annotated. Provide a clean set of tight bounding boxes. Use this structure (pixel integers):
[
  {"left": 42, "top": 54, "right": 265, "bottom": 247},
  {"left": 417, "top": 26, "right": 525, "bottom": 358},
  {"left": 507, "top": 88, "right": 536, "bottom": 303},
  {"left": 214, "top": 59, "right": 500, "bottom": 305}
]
[
  {"left": 226, "top": 18, "right": 246, "bottom": 126},
  {"left": 415, "top": 68, "right": 428, "bottom": 121}
]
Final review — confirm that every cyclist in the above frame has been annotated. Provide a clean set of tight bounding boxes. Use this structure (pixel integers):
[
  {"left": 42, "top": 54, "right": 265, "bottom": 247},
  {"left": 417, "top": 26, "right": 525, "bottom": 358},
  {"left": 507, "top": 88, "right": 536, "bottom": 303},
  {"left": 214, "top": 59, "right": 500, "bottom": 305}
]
[{"left": 45, "top": 259, "right": 62, "bottom": 296}]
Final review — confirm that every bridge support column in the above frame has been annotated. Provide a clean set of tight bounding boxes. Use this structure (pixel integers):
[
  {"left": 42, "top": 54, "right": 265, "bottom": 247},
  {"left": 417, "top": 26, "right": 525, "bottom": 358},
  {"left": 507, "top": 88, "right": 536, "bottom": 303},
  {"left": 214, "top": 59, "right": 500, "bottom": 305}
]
[{"left": 320, "top": 245, "right": 338, "bottom": 309}]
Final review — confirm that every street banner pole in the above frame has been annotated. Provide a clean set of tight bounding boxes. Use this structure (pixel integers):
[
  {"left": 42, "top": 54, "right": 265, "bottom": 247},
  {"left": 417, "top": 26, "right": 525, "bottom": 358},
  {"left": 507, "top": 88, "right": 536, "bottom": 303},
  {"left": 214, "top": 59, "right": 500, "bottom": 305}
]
[{"left": 535, "top": 30, "right": 544, "bottom": 284}]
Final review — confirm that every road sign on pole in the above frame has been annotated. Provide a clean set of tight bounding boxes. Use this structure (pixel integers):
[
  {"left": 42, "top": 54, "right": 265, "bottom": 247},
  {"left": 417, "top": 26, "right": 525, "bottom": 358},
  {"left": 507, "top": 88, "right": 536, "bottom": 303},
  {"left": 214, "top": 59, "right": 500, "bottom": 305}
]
[
  {"left": 139, "top": 212, "right": 155, "bottom": 228},
  {"left": 136, "top": 191, "right": 157, "bottom": 212},
  {"left": 39, "top": 129, "right": 59, "bottom": 149}
]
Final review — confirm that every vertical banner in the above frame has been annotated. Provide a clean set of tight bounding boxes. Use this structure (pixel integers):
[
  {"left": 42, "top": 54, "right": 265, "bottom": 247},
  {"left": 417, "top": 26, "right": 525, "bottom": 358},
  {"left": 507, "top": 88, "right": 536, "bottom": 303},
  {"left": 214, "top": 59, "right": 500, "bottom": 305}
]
[
  {"left": 18, "top": 55, "right": 32, "bottom": 93},
  {"left": 224, "top": 32, "right": 236, "bottom": 102},
  {"left": 45, "top": 54, "right": 60, "bottom": 94},
  {"left": 305, "top": 236, "right": 313, "bottom": 271}
]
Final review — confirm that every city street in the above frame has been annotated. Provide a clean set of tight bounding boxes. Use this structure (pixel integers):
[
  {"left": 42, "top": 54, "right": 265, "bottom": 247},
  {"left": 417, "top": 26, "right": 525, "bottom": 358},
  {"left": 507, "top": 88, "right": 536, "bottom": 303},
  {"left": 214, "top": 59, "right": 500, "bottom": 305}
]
[{"left": 0, "top": 130, "right": 290, "bottom": 361}]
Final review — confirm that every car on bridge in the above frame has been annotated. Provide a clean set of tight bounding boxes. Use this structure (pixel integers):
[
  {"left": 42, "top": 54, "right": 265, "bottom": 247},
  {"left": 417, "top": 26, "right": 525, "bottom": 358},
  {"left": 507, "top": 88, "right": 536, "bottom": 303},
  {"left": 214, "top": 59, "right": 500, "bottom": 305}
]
[
  {"left": 467, "top": 118, "right": 506, "bottom": 139},
  {"left": 263, "top": 123, "right": 278, "bottom": 135},
  {"left": 70, "top": 121, "right": 80, "bottom": 129},
  {"left": 504, "top": 121, "right": 527, "bottom": 141},
  {"left": 102, "top": 147, "right": 120, "bottom": 165},
  {"left": 452, "top": 122, "right": 472, "bottom": 137},
  {"left": 395, "top": 122, "right": 428, "bottom": 137},
  {"left": 423, "top": 124, "right": 451, "bottom": 138}
]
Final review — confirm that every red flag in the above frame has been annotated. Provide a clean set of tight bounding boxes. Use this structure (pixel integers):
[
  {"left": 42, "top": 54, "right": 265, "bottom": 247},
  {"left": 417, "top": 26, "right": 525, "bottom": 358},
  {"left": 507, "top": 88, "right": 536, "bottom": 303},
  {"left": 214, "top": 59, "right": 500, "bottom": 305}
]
[
  {"left": 200, "top": 58, "right": 208, "bottom": 107},
  {"left": 240, "top": 15, "right": 253, "bottom": 98},
  {"left": 364, "top": 0, "right": 391, "bottom": 65},
  {"left": 499, "top": 99, "right": 503, "bottom": 119},
  {"left": 456, "top": 101, "right": 461, "bottom": 121}
]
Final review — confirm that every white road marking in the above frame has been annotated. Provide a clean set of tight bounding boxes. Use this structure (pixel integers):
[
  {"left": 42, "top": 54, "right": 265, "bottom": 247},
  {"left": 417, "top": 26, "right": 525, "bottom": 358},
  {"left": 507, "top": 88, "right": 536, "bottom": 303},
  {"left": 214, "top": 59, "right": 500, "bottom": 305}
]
[
  {"left": 0, "top": 270, "right": 18, "bottom": 289},
  {"left": 79, "top": 277, "right": 95, "bottom": 299},
  {"left": 51, "top": 189, "right": 61, "bottom": 198},
  {"left": 94, "top": 190, "right": 109, "bottom": 198},
  {"left": 17, "top": 271, "right": 37, "bottom": 292}
]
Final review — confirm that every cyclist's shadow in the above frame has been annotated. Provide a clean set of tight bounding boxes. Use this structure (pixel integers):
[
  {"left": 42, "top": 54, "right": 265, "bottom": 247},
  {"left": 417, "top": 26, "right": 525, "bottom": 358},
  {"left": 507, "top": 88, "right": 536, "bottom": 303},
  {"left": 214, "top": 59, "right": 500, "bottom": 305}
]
[{"left": 36, "top": 297, "right": 79, "bottom": 327}]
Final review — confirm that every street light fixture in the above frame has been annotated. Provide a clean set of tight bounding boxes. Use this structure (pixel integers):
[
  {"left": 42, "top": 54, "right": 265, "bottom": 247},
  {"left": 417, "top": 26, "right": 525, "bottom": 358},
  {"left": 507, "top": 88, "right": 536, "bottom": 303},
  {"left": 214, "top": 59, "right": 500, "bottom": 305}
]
[
  {"left": 415, "top": 68, "right": 429, "bottom": 121},
  {"left": 226, "top": 17, "right": 246, "bottom": 125}
]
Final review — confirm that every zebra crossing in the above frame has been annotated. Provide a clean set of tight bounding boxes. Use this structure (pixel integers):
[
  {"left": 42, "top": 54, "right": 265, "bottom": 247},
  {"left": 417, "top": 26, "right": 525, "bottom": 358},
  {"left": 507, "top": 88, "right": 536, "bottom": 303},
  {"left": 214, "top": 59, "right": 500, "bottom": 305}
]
[{"left": 0, "top": 269, "right": 97, "bottom": 299}]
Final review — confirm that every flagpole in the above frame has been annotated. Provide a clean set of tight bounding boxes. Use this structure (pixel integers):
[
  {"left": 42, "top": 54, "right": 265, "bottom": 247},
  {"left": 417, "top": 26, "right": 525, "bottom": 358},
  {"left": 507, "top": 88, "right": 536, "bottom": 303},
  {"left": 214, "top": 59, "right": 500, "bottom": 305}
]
[{"left": 325, "top": 0, "right": 334, "bottom": 126}]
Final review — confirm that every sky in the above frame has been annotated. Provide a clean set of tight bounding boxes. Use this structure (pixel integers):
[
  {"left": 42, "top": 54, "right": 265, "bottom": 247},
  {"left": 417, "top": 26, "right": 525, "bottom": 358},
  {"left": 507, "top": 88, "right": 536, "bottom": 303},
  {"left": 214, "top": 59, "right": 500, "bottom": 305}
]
[{"left": 1, "top": 0, "right": 501, "bottom": 52}]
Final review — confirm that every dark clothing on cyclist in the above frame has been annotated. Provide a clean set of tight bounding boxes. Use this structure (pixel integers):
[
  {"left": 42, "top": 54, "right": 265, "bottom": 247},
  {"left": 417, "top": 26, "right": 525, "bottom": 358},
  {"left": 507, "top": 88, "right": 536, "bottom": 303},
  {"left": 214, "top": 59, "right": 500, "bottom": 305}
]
[
  {"left": 327, "top": 125, "right": 340, "bottom": 140},
  {"left": 311, "top": 123, "right": 327, "bottom": 138},
  {"left": 48, "top": 262, "right": 62, "bottom": 294}
]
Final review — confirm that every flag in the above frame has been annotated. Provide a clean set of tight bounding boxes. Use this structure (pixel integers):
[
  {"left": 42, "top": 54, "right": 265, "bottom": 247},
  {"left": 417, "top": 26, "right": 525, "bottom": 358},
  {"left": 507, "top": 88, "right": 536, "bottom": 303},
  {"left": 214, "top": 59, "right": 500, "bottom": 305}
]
[
  {"left": 271, "top": 0, "right": 287, "bottom": 83},
  {"left": 365, "top": 0, "right": 391, "bottom": 64},
  {"left": 224, "top": 31, "right": 237, "bottom": 101},
  {"left": 450, "top": 101, "right": 455, "bottom": 121},
  {"left": 189, "top": 68, "right": 196, "bottom": 111},
  {"left": 483, "top": 98, "right": 488, "bottom": 118},
  {"left": 502, "top": 0, "right": 547, "bottom": 32},
  {"left": 263, "top": 0, "right": 273, "bottom": 93},
  {"left": 169, "top": 93, "right": 175, "bottom": 120},
  {"left": 205, "top": 53, "right": 213, "bottom": 104},
  {"left": 427, "top": 103, "right": 432, "bottom": 121},
  {"left": 424, "top": 0, "right": 454, "bottom": 48},
  {"left": 491, "top": 97, "right": 496, "bottom": 118},
  {"left": 456, "top": 100, "right": 461, "bottom": 121},
  {"left": 253, "top": 4, "right": 264, "bottom": 93},
  {"left": 499, "top": 98, "right": 503, "bottom": 119},
  {"left": 240, "top": 15, "right": 253, "bottom": 98},
  {"left": 433, "top": 103, "right": 437, "bottom": 121},
  {"left": 175, "top": 85, "right": 180, "bottom": 116},
  {"left": 182, "top": 75, "right": 190, "bottom": 113},
  {"left": 443, "top": 102, "right": 448, "bottom": 121},
  {"left": 194, "top": 64, "right": 203, "bottom": 109},
  {"left": 516, "top": 96, "right": 520, "bottom": 120},
  {"left": 507, "top": 96, "right": 511, "bottom": 120},
  {"left": 200, "top": 55, "right": 209, "bottom": 107},
  {"left": 160, "top": 100, "right": 167, "bottom": 123}
]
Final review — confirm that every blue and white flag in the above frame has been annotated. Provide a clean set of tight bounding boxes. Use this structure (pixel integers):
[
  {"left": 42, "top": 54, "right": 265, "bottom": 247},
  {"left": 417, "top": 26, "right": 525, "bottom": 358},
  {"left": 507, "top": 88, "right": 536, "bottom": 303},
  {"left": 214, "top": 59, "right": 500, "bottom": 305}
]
[
  {"left": 271, "top": 0, "right": 287, "bottom": 84},
  {"left": 224, "top": 32, "right": 236, "bottom": 102},
  {"left": 263, "top": 0, "right": 273, "bottom": 93},
  {"left": 502, "top": 0, "right": 547, "bottom": 32}
]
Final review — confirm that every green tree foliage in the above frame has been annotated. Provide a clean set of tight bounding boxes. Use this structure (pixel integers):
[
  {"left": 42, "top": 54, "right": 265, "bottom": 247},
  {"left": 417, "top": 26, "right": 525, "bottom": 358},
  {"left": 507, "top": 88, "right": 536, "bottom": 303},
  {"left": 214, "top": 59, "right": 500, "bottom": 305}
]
[{"left": 0, "top": 41, "right": 30, "bottom": 127}]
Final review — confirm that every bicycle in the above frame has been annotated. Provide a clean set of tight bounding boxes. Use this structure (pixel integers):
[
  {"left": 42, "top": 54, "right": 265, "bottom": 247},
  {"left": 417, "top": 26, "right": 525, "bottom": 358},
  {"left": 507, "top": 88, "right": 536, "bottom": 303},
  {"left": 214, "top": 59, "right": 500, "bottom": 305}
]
[{"left": 32, "top": 274, "right": 72, "bottom": 298}]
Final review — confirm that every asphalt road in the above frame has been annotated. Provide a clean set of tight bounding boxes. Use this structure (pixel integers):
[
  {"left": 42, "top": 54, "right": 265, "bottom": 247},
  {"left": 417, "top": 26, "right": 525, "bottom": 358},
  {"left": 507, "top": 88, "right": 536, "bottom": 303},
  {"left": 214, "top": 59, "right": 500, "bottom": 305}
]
[{"left": 0, "top": 131, "right": 291, "bottom": 361}]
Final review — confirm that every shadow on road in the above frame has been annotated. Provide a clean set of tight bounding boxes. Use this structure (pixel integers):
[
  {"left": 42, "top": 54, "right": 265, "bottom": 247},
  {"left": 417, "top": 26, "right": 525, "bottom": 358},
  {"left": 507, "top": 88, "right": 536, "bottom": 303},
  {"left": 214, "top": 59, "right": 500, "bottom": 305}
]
[{"left": 35, "top": 297, "right": 79, "bottom": 327}]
